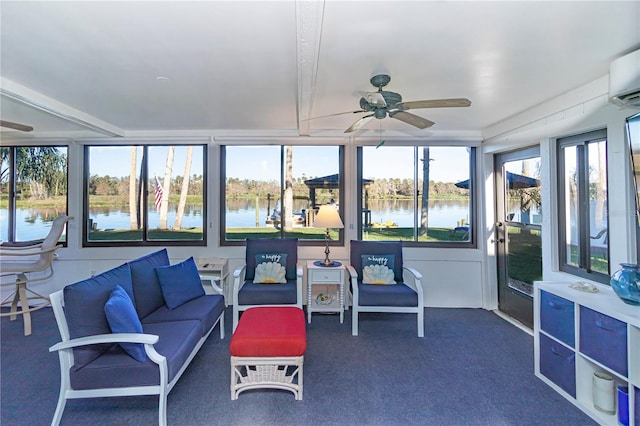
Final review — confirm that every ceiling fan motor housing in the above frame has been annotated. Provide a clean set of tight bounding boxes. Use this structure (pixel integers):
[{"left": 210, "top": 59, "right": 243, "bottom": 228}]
[{"left": 359, "top": 90, "right": 403, "bottom": 118}]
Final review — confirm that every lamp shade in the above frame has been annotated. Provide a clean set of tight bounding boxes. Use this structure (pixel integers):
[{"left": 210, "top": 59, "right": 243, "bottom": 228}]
[{"left": 313, "top": 204, "right": 344, "bottom": 229}]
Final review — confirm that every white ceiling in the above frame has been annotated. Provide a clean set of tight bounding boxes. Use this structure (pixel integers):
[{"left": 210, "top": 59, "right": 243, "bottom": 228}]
[{"left": 1, "top": 1, "right": 639, "bottom": 140}]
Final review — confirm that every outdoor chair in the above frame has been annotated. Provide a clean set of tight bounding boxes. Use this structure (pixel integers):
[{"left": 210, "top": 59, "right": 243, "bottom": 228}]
[
  {"left": 348, "top": 240, "right": 424, "bottom": 337},
  {"left": 0, "top": 215, "right": 73, "bottom": 335},
  {"left": 232, "top": 238, "right": 303, "bottom": 331}
]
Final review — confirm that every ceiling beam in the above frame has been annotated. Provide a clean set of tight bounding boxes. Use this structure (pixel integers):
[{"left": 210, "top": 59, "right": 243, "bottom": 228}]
[
  {"left": 295, "top": 0, "right": 325, "bottom": 136},
  {"left": 0, "top": 77, "right": 125, "bottom": 137}
]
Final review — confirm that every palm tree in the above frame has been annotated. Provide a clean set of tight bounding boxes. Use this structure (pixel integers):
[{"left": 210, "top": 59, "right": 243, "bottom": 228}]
[
  {"left": 420, "top": 147, "right": 430, "bottom": 236},
  {"left": 158, "top": 146, "right": 174, "bottom": 229},
  {"left": 284, "top": 146, "right": 294, "bottom": 230},
  {"left": 173, "top": 146, "right": 193, "bottom": 229}
]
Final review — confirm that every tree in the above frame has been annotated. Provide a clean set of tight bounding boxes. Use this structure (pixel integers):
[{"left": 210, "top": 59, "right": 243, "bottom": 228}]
[
  {"left": 7, "top": 147, "right": 66, "bottom": 199},
  {"left": 173, "top": 146, "right": 193, "bottom": 229},
  {"left": 158, "top": 146, "right": 174, "bottom": 229},
  {"left": 284, "top": 146, "right": 294, "bottom": 230},
  {"left": 129, "top": 147, "right": 138, "bottom": 230},
  {"left": 420, "top": 147, "right": 431, "bottom": 236}
]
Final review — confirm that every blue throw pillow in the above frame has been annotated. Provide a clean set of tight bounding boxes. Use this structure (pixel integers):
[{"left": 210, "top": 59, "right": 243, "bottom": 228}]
[
  {"left": 104, "top": 285, "right": 148, "bottom": 362},
  {"left": 155, "top": 257, "right": 205, "bottom": 309},
  {"left": 361, "top": 254, "right": 396, "bottom": 285},
  {"left": 254, "top": 253, "right": 287, "bottom": 284}
]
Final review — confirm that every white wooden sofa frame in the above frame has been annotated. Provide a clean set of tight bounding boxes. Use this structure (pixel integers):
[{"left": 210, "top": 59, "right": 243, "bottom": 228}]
[{"left": 48, "top": 288, "right": 225, "bottom": 426}]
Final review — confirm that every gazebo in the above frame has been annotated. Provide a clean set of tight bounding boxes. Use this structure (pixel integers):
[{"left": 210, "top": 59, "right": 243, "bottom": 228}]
[{"left": 304, "top": 174, "right": 374, "bottom": 226}]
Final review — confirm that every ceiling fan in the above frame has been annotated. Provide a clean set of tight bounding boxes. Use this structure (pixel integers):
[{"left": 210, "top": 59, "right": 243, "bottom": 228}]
[
  {"left": 338, "top": 74, "right": 471, "bottom": 133},
  {"left": 0, "top": 120, "right": 33, "bottom": 132}
]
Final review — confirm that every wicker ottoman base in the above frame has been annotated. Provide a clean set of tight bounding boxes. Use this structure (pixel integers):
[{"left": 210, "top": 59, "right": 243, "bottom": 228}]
[
  {"left": 230, "top": 307, "right": 306, "bottom": 400},
  {"left": 230, "top": 355, "right": 304, "bottom": 400}
]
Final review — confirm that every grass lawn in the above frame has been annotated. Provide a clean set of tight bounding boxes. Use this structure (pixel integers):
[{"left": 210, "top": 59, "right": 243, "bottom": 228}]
[{"left": 87, "top": 226, "right": 468, "bottom": 242}]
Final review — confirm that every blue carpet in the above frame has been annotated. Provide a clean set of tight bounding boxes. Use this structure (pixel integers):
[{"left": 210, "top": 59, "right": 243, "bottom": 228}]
[{"left": 1, "top": 306, "right": 595, "bottom": 425}]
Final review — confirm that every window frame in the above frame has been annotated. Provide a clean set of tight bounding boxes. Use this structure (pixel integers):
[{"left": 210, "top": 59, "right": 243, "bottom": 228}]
[
  {"left": 83, "top": 144, "right": 207, "bottom": 247},
  {"left": 557, "top": 129, "right": 609, "bottom": 283},
  {"left": 1, "top": 144, "right": 69, "bottom": 245},
  {"left": 220, "top": 144, "right": 345, "bottom": 247},
  {"left": 356, "top": 144, "right": 476, "bottom": 248}
]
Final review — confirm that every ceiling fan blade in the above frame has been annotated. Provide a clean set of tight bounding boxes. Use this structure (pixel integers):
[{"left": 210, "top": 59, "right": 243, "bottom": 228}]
[
  {"left": 0, "top": 120, "right": 33, "bottom": 132},
  {"left": 390, "top": 111, "right": 435, "bottom": 129},
  {"left": 345, "top": 114, "right": 374, "bottom": 133},
  {"left": 304, "top": 110, "right": 365, "bottom": 121},
  {"left": 359, "top": 91, "right": 386, "bottom": 107},
  {"left": 397, "top": 98, "right": 471, "bottom": 110}
]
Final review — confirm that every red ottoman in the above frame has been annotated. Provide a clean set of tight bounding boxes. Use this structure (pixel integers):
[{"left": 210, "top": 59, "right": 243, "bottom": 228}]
[{"left": 230, "top": 307, "right": 306, "bottom": 400}]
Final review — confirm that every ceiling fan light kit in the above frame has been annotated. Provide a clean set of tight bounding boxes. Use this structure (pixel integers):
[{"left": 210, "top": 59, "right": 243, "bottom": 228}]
[{"left": 342, "top": 74, "right": 471, "bottom": 133}]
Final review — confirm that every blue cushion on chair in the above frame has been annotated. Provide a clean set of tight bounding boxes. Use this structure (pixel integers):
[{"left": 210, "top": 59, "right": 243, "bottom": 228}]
[
  {"left": 237, "top": 281, "right": 298, "bottom": 305},
  {"left": 245, "top": 239, "right": 298, "bottom": 281},
  {"left": 358, "top": 282, "right": 418, "bottom": 307},
  {"left": 350, "top": 240, "right": 403, "bottom": 282},
  {"left": 104, "top": 285, "right": 148, "bottom": 362},
  {"left": 128, "top": 249, "right": 170, "bottom": 319},
  {"left": 155, "top": 257, "right": 205, "bottom": 309},
  {"left": 63, "top": 262, "right": 134, "bottom": 370}
]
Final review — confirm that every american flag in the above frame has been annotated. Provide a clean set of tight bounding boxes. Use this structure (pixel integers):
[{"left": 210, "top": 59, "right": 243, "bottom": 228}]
[{"left": 154, "top": 176, "right": 163, "bottom": 210}]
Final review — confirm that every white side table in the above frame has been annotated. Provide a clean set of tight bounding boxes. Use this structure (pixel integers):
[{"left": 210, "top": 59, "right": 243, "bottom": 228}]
[
  {"left": 196, "top": 257, "right": 229, "bottom": 306},
  {"left": 306, "top": 260, "right": 345, "bottom": 324}
]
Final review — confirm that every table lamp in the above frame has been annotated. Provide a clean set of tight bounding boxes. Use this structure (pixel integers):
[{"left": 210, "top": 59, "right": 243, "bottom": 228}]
[{"left": 312, "top": 204, "right": 344, "bottom": 267}]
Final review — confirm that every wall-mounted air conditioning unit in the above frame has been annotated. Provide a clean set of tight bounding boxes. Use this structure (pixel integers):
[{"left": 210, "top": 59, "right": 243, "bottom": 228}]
[{"left": 610, "top": 49, "right": 640, "bottom": 109}]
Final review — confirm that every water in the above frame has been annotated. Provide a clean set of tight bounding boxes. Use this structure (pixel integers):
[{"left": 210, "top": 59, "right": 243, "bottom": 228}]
[{"left": 3, "top": 199, "right": 471, "bottom": 241}]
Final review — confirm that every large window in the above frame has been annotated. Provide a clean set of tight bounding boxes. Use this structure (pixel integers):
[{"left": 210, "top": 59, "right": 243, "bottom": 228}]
[
  {"left": 358, "top": 145, "right": 474, "bottom": 246},
  {"left": 558, "top": 129, "right": 609, "bottom": 282},
  {"left": 222, "top": 145, "right": 343, "bottom": 245},
  {"left": 84, "top": 144, "right": 206, "bottom": 246},
  {"left": 0, "top": 146, "right": 68, "bottom": 243}
]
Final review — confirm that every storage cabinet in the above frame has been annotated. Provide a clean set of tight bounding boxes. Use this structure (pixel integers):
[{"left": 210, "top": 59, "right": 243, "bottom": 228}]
[{"left": 534, "top": 282, "right": 640, "bottom": 425}]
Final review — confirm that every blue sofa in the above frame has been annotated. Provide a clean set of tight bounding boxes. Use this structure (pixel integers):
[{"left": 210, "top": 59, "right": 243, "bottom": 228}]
[{"left": 49, "top": 249, "right": 225, "bottom": 426}]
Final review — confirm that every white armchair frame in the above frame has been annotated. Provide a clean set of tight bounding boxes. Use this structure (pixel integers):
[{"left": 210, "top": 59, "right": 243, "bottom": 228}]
[
  {"left": 348, "top": 265, "right": 425, "bottom": 337},
  {"left": 0, "top": 215, "right": 73, "bottom": 335},
  {"left": 232, "top": 263, "right": 303, "bottom": 331},
  {"left": 48, "top": 289, "right": 222, "bottom": 426}
]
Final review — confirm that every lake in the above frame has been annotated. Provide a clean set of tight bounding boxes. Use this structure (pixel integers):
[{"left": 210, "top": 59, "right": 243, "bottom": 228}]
[{"left": 2, "top": 199, "right": 471, "bottom": 241}]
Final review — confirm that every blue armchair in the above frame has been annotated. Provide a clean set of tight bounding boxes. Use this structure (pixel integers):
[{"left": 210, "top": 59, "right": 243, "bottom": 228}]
[
  {"left": 232, "top": 238, "right": 303, "bottom": 331},
  {"left": 348, "top": 240, "right": 424, "bottom": 337}
]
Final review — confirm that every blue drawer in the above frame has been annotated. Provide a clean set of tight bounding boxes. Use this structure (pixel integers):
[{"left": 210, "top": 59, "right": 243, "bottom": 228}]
[
  {"left": 635, "top": 386, "right": 639, "bottom": 426},
  {"left": 540, "top": 291, "right": 575, "bottom": 346},
  {"left": 540, "top": 333, "right": 576, "bottom": 397},
  {"left": 579, "top": 306, "right": 628, "bottom": 376}
]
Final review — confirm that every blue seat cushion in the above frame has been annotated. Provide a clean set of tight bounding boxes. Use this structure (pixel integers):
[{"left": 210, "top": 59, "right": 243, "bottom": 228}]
[
  {"left": 237, "top": 280, "right": 298, "bottom": 305},
  {"left": 142, "top": 294, "right": 224, "bottom": 336},
  {"left": 357, "top": 282, "right": 418, "bottom": 307},
  {"left": 63, "top": 262, "right": 134, "bottom": 370},
  {"left": 128, "top": 249, "right": 170, "bottom": 319},
  {"left": 70, "top": 320, "right": 201, "bottom": 390}
]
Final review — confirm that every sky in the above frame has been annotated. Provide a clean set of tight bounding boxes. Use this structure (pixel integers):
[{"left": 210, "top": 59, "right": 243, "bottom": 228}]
[{"left": 89, "top": 144, "right": 472, "bottom": 183}]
